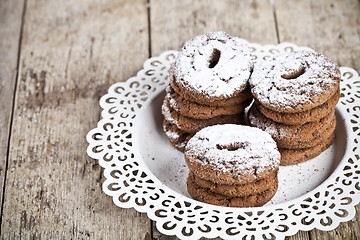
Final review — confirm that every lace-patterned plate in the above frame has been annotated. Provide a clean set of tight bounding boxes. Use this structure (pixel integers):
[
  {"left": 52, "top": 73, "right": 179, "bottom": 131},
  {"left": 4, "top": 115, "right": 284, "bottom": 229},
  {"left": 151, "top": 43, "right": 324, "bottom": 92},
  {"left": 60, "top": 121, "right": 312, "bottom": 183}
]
[{"left": 86, "top": 42, "right": 360, "bottom": 240}]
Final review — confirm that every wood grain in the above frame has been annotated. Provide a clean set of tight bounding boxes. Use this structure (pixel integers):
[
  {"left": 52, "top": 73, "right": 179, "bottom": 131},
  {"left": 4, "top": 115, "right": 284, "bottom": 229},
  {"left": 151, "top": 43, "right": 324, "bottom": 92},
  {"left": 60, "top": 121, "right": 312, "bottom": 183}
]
[
  {"left": 150, "top": 0, "right": 278, "bottom": 57},
  {"left": 275, "top": 0, "right": 360, "bottom": 71},
  {"left": 0, "top": 0, "right": 152, "bottom": 239},
  {"left": 0, "top": 0, "right": 25, "bottom": 224}
]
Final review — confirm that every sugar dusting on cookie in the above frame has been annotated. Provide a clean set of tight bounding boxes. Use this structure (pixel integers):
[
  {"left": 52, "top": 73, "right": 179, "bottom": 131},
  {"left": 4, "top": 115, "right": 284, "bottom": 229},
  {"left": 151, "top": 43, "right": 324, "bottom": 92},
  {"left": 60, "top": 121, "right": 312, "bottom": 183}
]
[
  {"left": 174, "top": 31, "right": 253, "bottom": 98},
  {"left": 161, "top": 98, "right": 176, "bottom": 123},
  {"left": 185, "top": 124, "right": 281, "bottom": 175},
  {"left": 250, "top": 51, "right": 340, "bottom": 112},
  {"left": 165, "top": 128, "right": 180, "bottom": 140}
]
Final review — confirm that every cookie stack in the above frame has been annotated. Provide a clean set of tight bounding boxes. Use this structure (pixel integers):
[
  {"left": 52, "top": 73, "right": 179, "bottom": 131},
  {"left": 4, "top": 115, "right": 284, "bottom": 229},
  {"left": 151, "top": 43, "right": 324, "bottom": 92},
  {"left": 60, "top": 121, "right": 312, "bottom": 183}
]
[
  {"left": 185, "top": 124, "right": 281, "bottom": 207},
  {"left": 249, "top": 51, "right": 340, "bottom": 165},
  {"left": 162, "top": 32, "right": 253, "bottom": 151}
]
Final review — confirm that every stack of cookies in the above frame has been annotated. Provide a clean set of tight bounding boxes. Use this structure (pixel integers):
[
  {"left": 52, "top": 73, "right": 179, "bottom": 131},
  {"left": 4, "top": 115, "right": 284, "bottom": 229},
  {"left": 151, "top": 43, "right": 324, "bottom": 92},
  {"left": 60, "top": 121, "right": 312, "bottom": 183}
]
[
  {"left": 162, "top": 32, "right": 253, "bottom": 151},
  {"left": 185, "top": 124, "right": 281, "bottom": 207},
  {"left": 249, "top": 51, "right": 340, "bottom": 165}
]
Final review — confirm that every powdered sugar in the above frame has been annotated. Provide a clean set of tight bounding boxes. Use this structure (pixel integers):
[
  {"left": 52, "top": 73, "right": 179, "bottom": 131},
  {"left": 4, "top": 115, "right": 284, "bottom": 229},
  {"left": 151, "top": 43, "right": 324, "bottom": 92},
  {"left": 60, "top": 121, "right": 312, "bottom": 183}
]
[
  {"left": 164, "top": 128, "right": 186, "bottom": 148},
  {"left": 174, "top": 32, "right": 253, "bottom": 98},
  {"left": 250, "top": 51, "right": 340, "bottom": 111},
  {"left": 248, "top": 111, "right": 280, "bottom": 138},
  {"left": 185, "top": 124, "right": 280, "bottom": 174},
  {"left": 165, "top": 86, "right": 179, "bottom": 110},
  {"left": 161, "top": 98, "right": 177, "bottom": 124},
  {"left": 165, "top": 128, "right": 180, "bottom": 140}
]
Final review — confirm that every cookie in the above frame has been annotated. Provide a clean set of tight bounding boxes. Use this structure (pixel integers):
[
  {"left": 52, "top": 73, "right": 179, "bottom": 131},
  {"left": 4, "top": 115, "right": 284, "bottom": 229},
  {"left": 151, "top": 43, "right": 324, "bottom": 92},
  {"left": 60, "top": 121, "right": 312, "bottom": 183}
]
[
  {"left": 187, "top": 173, "right": 278, "bottom": 207},
  {"left": 255, "top": 88, "right": 340, "bottom": 125},
  {"left": 248, "top": 104, "right": 336, "bottom": 149},
  {"left": 184, "top": 124, "right": 280, "bottom": 185},
  {"left": 250, "top": 50, "right": 341, "bottom": 113},
  {"left": 280, "top": 133, "right": 335, "bottom": 165},
  {"left": 282, "top": 119, "right": 336, "bottom": 149},
  {"left": 169, "top": 73, "right": 253, "bottom": 107},
  {"left": 166, "top": 85, "right": 252, "bottom": 120},
  {"left": 163, "top": 119, "right": 194, "bottom": 152},
  {"left": 191, "top": 171, "right": 278, "bottom": 197},
  {"left": 162, "top": 98, "right": 244, "bottom": 133},
  {"left": 171, "top": 31, "right": 253, "bottom": 105}
]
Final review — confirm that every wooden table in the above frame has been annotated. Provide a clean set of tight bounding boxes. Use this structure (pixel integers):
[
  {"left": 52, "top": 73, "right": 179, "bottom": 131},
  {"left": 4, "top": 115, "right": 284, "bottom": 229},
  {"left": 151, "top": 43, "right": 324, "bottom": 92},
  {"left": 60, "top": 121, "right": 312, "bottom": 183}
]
[{"left": 1, "top": 0, "right": 359, "bottom": 239}]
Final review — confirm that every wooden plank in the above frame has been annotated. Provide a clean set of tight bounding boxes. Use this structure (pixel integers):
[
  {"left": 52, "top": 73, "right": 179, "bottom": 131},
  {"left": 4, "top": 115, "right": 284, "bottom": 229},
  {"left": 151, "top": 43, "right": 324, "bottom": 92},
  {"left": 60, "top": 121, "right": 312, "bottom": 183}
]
[
  {"left": 150, "top": 0, "right": 279, "bottom": 239},
  {"left": 275, "top": 0, "right": 360, "bottom": 239},
  {"left": 0, "top": 0, "right": 152, "bottom": 239},
  {"left": 150, "top": 0, "right": 278, "bottom": 57},
  {"left": 286, "top": 231, "right": 311, "bottom": 240},
  {"left": 0, "top": 0, "right": 25, "bottom": 222},
  {"left": 275, "top": 0, "right": 360, "bottom": 71}
]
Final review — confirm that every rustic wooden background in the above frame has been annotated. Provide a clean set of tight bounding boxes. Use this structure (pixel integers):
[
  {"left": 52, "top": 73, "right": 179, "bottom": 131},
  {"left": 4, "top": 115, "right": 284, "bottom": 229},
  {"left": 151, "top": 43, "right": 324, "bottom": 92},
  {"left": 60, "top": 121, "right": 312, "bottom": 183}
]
[{"left": 0, "top": 0, "right": 359, "bottom": 239}]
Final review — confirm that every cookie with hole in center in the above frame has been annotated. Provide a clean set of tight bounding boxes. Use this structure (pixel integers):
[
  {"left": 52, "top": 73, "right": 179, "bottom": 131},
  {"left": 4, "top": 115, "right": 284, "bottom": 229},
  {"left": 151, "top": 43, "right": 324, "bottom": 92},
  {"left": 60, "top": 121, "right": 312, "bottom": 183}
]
[
  {"left": 187, "top": 172, "right": 278, "bottom": 207},
  {"left": 169, "top": 70, "right": 253, "bottom": 107},
  {"left": 165, "top": 85, "right": 252, "bottom": 120},
  {"left": 279, "top": 132, "right": 335, "bottom": 165},
  {"left": 162, "top": 98, "right": 244, "bottom": 134},
  {"left": 248, "top": 104, "right": 336, "bottom": 149},
  {"left": 163, "top": 119, "right": 194, "bottom": 152},
  {"left": 254, "top": 87, "right": 340, "bottom": 125},
  {"left": 184, "top": 124, "right": 281, "bottom": 185},
  {"left": 250, "top": 50, "right": 340, "bottom": 113},
  {"left": 190, "top": 170, "right": 278, "bottom": 197},
  {"left": 171, "top": 31, "right": 253, "bottom": 106}
]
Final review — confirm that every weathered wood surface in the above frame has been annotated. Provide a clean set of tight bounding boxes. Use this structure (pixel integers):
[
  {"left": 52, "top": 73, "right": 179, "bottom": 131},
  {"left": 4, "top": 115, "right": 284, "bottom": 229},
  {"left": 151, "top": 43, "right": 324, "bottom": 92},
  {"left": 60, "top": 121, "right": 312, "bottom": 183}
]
[
  {"left": 150, "top": 0, "right": 278, "bottom": 57},
  {"left": 0, "top": 0, "right": 359, "bottom": 239},
  {"left": 1, "top": 0, "right": 151, "bottom": 239},
  {"left": 275, "top": 0, "right": 360, "bottom": 71},
  {"left": 0, "top": 0, "right": 25, "bottom": 221}
]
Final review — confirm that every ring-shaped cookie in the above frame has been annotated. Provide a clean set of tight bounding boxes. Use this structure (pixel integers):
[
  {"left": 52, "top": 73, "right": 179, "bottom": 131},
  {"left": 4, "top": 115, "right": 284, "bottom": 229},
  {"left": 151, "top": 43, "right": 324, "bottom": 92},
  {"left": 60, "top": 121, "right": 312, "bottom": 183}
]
[
  {"left": 173, "top": 31, "right": 253, "bottom": 104},
  {"left": 185, "top": 124, "right": 280, "bottom": 185},
  {"left": 250, "top": 51, "right": 340, "bottom": 113}
]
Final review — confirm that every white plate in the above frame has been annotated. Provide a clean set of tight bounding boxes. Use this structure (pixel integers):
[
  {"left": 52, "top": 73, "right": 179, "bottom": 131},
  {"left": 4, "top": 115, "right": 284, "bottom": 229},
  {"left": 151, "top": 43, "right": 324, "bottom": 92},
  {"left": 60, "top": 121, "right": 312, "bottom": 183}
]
[{"left": 87, "top": 43, "right": 360, "bottom": 240}]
